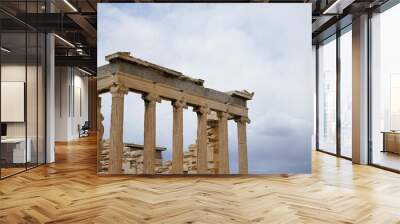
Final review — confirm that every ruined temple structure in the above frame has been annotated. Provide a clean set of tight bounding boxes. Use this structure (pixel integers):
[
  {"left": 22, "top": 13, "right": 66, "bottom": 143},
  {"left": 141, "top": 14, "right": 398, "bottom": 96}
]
[
  {"left": 97, "top": 52, "right": 254, "bottom": 174},
  {"left": 99, "top": 113, "right": 233, "bottom": 174},
  {"left": 98, "top": 141, "right": 166, "bottom": 174}
]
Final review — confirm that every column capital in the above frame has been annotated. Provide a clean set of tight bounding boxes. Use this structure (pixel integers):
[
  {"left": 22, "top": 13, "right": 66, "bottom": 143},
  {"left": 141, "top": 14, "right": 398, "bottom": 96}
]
[
  {"left": 217, "top": 111, "right": 230, "bottom": 120},
  {"left": 142, "top": 93, "right": 161, "bottom": 103},
  {"left": 110, "top": 84, "right": 128, "bottom": 96},
  {"left": 193, "top": 105, "right": 210, "bottom": 115},
  {"left": 234, "top": 116, "right": 250, "bottom": 124},
  {"left": 172, "top": 99, "right": 187, "bottom": 109}
]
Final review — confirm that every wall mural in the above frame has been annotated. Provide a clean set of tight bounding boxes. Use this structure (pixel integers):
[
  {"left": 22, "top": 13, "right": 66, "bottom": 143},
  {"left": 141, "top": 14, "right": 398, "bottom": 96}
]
[{"left": 97, "top": 3, "right": 313, "bottom": 174}]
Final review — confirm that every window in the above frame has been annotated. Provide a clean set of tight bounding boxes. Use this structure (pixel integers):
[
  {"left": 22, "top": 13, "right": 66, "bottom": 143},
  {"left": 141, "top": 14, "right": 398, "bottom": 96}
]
[
  {"left": 317, "top": 36, "right": 337, "bottom": 154},
  {"left": 370, "top": 3, "right": 400, "bottom": 171},
  {"left": 339, "top": 28, "right": 352, "bottom": 158}
]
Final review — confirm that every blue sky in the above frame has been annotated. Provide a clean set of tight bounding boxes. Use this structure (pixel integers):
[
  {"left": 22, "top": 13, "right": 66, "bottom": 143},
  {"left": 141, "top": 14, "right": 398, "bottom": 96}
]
[{"left": 98, "top": 3, "right": 313, "bottom": 173}]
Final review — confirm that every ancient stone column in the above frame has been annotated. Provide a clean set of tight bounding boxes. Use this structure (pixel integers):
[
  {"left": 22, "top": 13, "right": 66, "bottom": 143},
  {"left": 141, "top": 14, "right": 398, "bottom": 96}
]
[
  {"left": 142, "top": 93, "right": 161, "bottom": 174},
  {"left": 97, "top": 96, "right": 104, "bottom": 173},
  {"left": 109, "top": 84, "right": 128, "bottom": 174},
  {"left": 194, "top": 106, "right": 209, "bottom": 174},
  {"left": 217, "top": 112, "right": 229, "bottom": 174},
  {"left": 171, "top": 100, "right": 186, "bottom": 174},
  {"left": 235, "top": 116, "right": 249, "bottom": 174}
]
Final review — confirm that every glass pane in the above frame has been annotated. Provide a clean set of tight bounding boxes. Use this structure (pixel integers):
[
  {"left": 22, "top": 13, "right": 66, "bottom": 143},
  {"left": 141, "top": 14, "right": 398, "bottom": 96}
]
[
  {"left": 340, "top": 29, "right": 352, "bottom": 158},
  {"left": 27, "top": 31, "right": 38, "bottom": 169},
  {"left": 1, "top": 31, "right": 27, "bottom": 177},
  {"left": 318, "top": 37, "right": 337, "bottom": 154},
  {"left": 371, "top": 4, "right": 400, "bottom": 171},
  {"left": 0, "top": 1, "right": 46, "bottom": 178}
]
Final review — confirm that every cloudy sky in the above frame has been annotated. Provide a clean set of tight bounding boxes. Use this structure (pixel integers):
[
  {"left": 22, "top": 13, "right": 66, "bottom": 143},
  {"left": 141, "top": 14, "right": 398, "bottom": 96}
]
[{"left": 98, "top": 3, "right": 313, "bottom": 173}]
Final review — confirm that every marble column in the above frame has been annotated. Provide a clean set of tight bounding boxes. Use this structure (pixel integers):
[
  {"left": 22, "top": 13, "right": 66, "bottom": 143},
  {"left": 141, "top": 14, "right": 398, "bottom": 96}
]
[
  {"left": 217, "top": 112, "right": 229, "bottom": 174},
  {"left": 194, "top": 106, "right": 209, "bottom": 174},
  {"left": 142, "top": 93, "right": 161, "bottom": 174},
  {"left": 109, "top": 85, "right": 128, "bottom": 174},
  {"left": 235, "top": 116, "right": 249, "bottom": 174},
  {"left": 171, "top": 100, "right": 186, "bottom": 174}
]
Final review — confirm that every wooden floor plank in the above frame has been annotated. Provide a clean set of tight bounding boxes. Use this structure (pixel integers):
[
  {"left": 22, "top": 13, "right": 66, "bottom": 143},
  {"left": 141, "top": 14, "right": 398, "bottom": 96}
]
[{"left": 0, "top": 135, "right": 399, "bottom": 223}]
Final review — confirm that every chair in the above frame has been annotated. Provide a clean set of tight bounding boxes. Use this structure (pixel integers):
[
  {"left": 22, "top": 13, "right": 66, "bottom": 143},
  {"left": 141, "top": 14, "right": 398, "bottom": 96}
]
[{"left": 79, "top": 121, "right": 90, "bottom": 138}]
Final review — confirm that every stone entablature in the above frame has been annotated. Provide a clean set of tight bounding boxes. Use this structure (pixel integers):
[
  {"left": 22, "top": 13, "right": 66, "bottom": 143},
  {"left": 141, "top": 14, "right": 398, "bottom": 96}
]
[{"left": 98, "top": 52, "right": 254, "bottom": 174}]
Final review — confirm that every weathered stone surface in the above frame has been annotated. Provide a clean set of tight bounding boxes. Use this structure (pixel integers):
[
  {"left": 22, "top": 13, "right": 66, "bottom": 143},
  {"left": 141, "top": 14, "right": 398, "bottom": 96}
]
[
  {"left": 99, "top": 139, "right": 166, "bottom": 174},
  {"left": 98, "top": 52, "right": 253, "bottom": 175},
  {"left": 99, "top": 52, "right": 254, "bottom": 108},
  {"left": 108, "top": 84, "right": 128, "bottom": 174},
  {"left": 99, "top": 117, "right": 221, "bottom": 174}
]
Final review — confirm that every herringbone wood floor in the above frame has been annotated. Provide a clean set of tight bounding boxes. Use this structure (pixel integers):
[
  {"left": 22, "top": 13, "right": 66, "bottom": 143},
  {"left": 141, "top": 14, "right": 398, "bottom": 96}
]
[{"left": 1, "top": 135, "right": 400, "bottom": 224}]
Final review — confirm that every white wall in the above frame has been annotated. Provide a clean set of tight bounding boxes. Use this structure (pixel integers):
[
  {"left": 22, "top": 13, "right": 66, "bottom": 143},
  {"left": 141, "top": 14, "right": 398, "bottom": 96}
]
[
  {"left": 72, "top": 72, "right": 89, "bottom": 138},
  {"left": 1, "top": 65, "right": 38, "bottom": 137},
  {"left": 1, "top": 63, "right": 46, "bottom": 164},
  {"left": 54, "top": 66, "right": 89, "bottom": 141},
  {"left": 55, "top": 66, "right": 68, "bottom": 141}
]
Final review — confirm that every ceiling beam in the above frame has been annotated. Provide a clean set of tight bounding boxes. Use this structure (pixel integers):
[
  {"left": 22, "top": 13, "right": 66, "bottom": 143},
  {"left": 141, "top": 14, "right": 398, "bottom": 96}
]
[
  {"left": 55, "top": 55, "right": 96, "bottom": 71},
  {"left": 323, "top": 0, "right": 356, "bottom": 14},
  {"left": 67, "top": 13, "right": 97, "bottom": 43}
]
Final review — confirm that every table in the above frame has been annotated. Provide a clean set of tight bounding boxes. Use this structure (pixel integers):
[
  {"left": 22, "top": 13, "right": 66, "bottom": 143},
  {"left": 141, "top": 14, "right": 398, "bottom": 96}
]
[
  {"left": 1, "top": 138, "right": 31, "bottom": 163},
  {"left": 382, "top": 131, "right": 400, "bottom": 154}
]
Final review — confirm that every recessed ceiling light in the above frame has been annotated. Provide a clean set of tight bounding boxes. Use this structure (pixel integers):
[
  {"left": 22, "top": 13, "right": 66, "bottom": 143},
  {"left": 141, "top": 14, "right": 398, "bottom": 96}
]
[
  {"left": 63, "top": 0, "right": 78, "bottom": 12},
  {"left": 78, "top": 67, "right": 93, "bottom": 76},
  {"left": 323, "top": 0, "right": 354, "bottom": 15},
  {"left": 1, "top": 47, "right": 11, "bottom": 53},
  {"left": 54, "top": 34, "right": 75, "bottom": 48}
]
